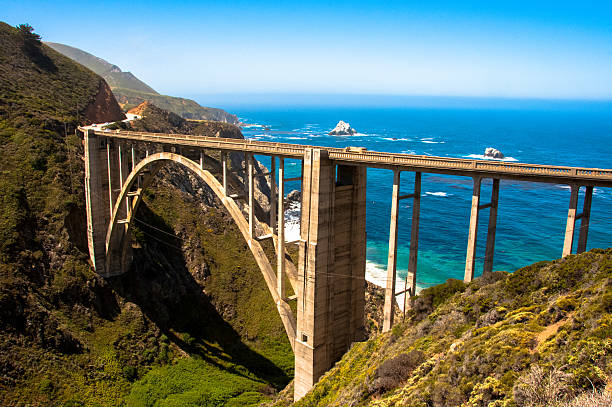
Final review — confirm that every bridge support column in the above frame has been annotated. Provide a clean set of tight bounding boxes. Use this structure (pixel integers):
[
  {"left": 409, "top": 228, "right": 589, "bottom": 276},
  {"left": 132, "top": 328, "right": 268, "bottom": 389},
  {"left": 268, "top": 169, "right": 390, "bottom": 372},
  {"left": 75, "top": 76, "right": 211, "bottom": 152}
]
[
  {"left": 277, "top": 158, "right": 285, "bottom": 299},
  {"left": 562, "top": 185, "right": 580, "bottom": 257},
  {"left": 294, "top": 150, "right": 367, "bottom": 401},
  {"left": 465, "top": 177, "right": 501, "bottom": 281},
  {"left": 577, "top": 186, "right": 593, "bottom": 253},
  {"left": 118, "top": 142, "right": 130, "bottom": 216},
  {"left": 222, "top": 151, "right": 228, "bottom": 193},
  {"left": 270, "top": 156, "right": 277, "bottom": 233},
  {"left": 383, "top": 170, "right": 401, "bottom": 332},
  {"left": 83, "top": 129, "right": 110, "bottom": 274},
  {"left": 106, "top": 140, "right": 114, "bottom": 217},
  {"left": 247, "top": 153, "right": 254, "bottom": 238},
  {"left": 404, "top": 172, "right": 421, "bottom": 312},
  {"left": 465, "top": 177, "right": 482, "bottom": 282},
  {"left": 483, "top": 178, "right": 500, "bottom": 274}
]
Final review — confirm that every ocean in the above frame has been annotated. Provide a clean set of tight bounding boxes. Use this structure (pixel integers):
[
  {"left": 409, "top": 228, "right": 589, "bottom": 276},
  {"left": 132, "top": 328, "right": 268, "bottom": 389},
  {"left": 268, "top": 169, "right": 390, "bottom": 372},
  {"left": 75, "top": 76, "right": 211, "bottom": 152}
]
[{"left": 195, "top": 99, "right": 612, "bottom": 300}]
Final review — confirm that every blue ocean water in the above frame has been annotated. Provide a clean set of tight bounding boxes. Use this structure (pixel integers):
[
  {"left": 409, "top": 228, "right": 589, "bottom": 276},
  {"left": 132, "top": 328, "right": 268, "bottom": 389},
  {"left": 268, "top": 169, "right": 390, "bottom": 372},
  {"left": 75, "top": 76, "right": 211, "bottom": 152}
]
[{"left": 198, "top": 101, "right": 612, "bottom": 290}]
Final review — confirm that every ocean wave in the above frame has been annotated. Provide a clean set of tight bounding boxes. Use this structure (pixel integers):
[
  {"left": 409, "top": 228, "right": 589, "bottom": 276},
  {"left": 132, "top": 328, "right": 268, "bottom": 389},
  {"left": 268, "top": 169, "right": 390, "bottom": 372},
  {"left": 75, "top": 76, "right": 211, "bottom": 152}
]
[
  {"left": 365, "top": 260, "right": 423, "bottom": 311},
  {"left": 424, "top": 191, "right": 450, "bottom": 197},
  {"left": 421, "top": 138, "right": 445, "bottom": 144},
  {"left": 382, "top": 137, "right": 412, "bottom": 142},
  {"left": 401, "top": 150, "right": 416, "bottom": 155},
  {"left": 284, "top": 201, "right": 301, "bottom": 243},
  {"left": 557, "top": 185, "right": 607, "bottom": 197},
  {"left": 287, "top": 136, "right": 307, "bottom": 140},
  {"left": 463, "top": 154, "right": 518, "bottom": 162},
  {"left": 251, "top": 134, "right": 277, "bottom": 139}
]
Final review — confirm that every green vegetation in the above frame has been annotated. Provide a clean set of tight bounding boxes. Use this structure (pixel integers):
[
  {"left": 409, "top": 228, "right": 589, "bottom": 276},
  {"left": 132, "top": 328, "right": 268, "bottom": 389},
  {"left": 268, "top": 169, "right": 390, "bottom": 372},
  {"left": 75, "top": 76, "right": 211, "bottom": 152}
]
[
  {"left": 45, "top": 41, "right": 238, "bottom": 123},
  {"left": 265, "top": 249, "right": 611, "bottom": 406}
]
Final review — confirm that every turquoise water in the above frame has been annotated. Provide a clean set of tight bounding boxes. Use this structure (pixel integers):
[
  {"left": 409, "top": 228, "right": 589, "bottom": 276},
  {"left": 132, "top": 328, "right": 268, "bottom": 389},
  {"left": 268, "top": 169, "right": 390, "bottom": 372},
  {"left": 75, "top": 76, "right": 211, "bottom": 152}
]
[{"left": 198, "top": 101, "right": 612, "bottom": 289}]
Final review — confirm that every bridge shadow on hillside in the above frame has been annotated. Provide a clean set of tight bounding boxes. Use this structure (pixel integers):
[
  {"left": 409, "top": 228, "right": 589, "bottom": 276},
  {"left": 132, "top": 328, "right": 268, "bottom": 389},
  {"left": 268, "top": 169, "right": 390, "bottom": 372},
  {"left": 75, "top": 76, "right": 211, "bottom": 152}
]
[{"left": 107, "top": 202, "right": 290, "bottom": 389}]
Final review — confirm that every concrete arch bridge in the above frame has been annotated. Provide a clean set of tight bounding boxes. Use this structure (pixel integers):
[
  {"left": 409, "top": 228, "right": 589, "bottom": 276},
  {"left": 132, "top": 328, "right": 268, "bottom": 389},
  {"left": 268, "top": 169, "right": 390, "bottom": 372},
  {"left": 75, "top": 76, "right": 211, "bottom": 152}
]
[{"left": 79, "top": 128, "right": 612, "bottom": 400}]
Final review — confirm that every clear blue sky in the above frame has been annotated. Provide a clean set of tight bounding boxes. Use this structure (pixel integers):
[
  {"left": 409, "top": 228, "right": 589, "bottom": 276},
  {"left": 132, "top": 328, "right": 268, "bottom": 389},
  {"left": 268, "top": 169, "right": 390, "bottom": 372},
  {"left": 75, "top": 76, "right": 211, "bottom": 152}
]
[{"left": 3, "top": 0, "right": 612, "bottom": 100}]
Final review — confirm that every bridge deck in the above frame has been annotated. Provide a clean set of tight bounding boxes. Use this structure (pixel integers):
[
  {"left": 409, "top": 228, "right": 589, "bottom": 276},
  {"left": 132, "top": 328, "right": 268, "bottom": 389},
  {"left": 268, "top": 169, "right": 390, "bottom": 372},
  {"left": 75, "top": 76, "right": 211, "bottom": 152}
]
[{"left": 88, "top": 129, "right": 612, "bottom": 187}]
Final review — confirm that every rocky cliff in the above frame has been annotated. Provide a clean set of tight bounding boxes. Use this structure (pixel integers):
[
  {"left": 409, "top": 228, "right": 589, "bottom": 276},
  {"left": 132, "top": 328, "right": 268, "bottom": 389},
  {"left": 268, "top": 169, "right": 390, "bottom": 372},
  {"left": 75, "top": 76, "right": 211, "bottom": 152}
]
[{"left": 82, "top": 78, "right": 125, "bottom": 124}]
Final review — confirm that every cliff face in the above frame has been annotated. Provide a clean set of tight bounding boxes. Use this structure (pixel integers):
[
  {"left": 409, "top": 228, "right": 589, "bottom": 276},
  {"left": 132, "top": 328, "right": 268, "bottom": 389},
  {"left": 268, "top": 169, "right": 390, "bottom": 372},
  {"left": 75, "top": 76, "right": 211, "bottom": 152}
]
[{"left": 82, "top": 79, "right": 125, "bottom": 124}]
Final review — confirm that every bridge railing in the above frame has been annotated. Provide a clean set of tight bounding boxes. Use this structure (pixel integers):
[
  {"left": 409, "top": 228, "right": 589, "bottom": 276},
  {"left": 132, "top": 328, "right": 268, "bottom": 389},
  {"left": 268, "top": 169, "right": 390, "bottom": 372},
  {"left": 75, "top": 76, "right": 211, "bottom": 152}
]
[{"left": 86, "top": 128, "right": 612, "bottom": 184}]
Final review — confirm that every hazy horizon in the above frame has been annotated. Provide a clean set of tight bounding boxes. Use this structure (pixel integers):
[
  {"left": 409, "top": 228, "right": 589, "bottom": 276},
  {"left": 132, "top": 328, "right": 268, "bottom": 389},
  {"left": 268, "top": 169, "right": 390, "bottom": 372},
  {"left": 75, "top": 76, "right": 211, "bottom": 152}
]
[{"left": 187, "top": 93, "right": 612, "bottom": 112}]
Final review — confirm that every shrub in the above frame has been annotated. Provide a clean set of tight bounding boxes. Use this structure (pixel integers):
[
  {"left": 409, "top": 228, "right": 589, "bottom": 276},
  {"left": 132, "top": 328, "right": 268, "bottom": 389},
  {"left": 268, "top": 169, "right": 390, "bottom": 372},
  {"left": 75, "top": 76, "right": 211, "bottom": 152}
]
[
  {"left": 554, "top": 390, "right": 612, "bottom": 407},
  {"left": 368, "top": 350, "right": 425, "bottom": 395},
  {"left": 122, "top": 366, "right": 137, "bottom": 381},
  {"left": 513, "top": 365, "right": 575, "bottom": 406}
]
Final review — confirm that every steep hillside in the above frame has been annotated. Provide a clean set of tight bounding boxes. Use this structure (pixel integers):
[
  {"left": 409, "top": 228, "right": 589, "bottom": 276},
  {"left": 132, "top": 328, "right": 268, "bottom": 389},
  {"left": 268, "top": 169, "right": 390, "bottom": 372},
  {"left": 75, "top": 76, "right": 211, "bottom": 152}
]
[
  {"left": 0, "top": 22, "right": 291, "bottom": 405},
  {"left": 271, "top": 249, "right": 611, "bottom": 407},
  {"left": 45, "top": 41, "right": 238, "bottom": 123},
  {"left": 44, "top": 42, "right": 158, "bottom": 94}
]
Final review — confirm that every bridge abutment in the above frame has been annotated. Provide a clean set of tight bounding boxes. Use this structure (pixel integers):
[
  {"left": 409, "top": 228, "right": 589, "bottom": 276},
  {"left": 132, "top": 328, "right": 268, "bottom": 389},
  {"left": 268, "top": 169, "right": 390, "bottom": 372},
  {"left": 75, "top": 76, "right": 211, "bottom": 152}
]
[{"left": 294, "top": 149, "right": 367, "bottom": 400}]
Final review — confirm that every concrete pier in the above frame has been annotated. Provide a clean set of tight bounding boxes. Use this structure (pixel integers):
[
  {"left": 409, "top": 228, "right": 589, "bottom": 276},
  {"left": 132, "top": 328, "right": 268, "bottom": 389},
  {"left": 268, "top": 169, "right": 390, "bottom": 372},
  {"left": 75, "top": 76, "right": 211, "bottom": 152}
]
[
  {"left": 405, "top": 172, "right": 421, "bottom": 311},
  {"left": 383, "top": 170, "right": 401, "bottom": 332},
  {"left": 83, "top": 130, "right": 110, "bottom": 274},
  {"left": 563, "top": 185, "right": 580, "bottom": 257},
  {"left": 464, "top": 178, "right": 501, "bottom": 282},
  {"left": 294, "top": 150, "right": 367, "bottom": 400},
  {"left": 577, "top": 186, "right": 593, "bottom": 253}
]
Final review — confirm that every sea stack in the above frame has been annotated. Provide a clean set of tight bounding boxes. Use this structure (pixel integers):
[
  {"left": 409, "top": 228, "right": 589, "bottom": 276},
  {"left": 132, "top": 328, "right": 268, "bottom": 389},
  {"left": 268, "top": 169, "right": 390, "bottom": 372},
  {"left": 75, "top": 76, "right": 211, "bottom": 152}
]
[
  {"left": 329, "top": 120, "right": 356, "bottom": 135},
  {"left": 484, "top": 147, "right": 504, "bottom": 159}
]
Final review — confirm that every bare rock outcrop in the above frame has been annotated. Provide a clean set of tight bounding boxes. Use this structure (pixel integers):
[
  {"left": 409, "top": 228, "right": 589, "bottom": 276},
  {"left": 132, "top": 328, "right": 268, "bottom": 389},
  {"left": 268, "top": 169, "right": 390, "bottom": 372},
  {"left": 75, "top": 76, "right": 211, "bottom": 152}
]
[
  {"left": 484, "top": 147, "right": 504, "bottom": 159},
  {"left": 82, "top": 78, "right": 126, "bottom": 124},
  {"left": 329, "top": 120, "right": 356, "bottom": 136}
]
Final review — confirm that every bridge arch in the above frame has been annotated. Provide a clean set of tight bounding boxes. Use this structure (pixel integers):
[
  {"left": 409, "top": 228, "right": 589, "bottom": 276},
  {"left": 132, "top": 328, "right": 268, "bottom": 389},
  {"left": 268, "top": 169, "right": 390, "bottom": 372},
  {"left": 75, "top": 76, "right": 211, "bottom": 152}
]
[{"left": 105, "top": 151, "right": 296, "bottom": 348}]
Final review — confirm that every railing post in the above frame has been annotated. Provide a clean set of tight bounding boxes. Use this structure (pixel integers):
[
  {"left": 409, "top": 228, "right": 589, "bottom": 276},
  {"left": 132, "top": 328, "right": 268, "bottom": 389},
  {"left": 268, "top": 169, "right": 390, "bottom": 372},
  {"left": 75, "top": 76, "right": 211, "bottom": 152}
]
[
  {"left": 277, "top": 157, "right": 285, "bottom": 299},
  {"left": 404, "top": 171, "right": 421, "bottom": 312},
  {"left": 483, "top": 178, "right": 500, "bottom": 274},
  {"left": 199, "top": 150, "right": 204, "bottom": 170},
  {"left": 383, "top": 169, "right": 400, "bottom": 332},
  {"left": 222, "top": 151, "right": 228, "bottom": 194},
  {"left": 563, "top": 185, "right": 580, "bottom": 257},
  {"left": 464, "top": 176, "right": 481, "bottom": 282},
  {"left": 577, "top": 186, "right": 593, "bottom": 253}
]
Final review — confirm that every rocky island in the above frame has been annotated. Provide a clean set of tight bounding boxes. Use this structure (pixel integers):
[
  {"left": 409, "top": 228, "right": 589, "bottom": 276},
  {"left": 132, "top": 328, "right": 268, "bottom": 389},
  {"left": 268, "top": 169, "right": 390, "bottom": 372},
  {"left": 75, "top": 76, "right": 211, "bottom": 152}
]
[
  {"left": 484, "top": 147, "right": 505, "bottom": 159},
  {"left": 329, "top": 120, "right": 357, "bottom": 135}
]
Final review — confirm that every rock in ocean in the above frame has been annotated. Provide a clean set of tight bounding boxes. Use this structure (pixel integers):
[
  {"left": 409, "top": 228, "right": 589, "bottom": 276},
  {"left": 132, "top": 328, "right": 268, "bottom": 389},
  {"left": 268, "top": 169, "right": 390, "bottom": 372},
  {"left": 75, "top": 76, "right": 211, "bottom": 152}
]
[
  {"left": 329, "top": 120, "right": 356, "bottom": 135},
  {"left": 484, "top": 147, "right": 504, "bottom": 159}
]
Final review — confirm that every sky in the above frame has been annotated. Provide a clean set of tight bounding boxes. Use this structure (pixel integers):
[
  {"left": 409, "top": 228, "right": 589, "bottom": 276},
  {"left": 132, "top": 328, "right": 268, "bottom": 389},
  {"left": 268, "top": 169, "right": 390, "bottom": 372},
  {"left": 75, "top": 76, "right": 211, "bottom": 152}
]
[{"left": 2, "top": 0, "right": 612, "bottom": 100}]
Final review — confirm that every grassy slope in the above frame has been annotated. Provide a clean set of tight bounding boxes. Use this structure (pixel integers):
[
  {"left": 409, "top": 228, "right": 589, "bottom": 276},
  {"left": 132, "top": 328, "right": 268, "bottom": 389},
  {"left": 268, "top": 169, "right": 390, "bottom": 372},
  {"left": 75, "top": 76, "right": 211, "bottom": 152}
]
[
  {"left": 0, "top": 22, "right": 292, "bottom": 405},
  {"left": 271, "top": 249, "right": 611, "bottom": 407}
]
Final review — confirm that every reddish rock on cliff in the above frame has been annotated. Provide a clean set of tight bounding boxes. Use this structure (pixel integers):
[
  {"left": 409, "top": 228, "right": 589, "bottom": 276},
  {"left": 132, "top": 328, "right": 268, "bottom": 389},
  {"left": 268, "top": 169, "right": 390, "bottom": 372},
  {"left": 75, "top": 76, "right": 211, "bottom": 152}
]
[{"left": 82, "top": 79, "right": 125, "bottom": 124}]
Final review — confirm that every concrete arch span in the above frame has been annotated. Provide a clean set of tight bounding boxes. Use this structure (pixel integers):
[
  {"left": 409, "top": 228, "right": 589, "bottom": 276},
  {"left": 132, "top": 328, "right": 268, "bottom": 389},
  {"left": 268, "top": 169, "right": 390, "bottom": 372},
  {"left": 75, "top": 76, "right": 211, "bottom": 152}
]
[{"left": 105, "top": 152, "right": 296, "bottom": 348}]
